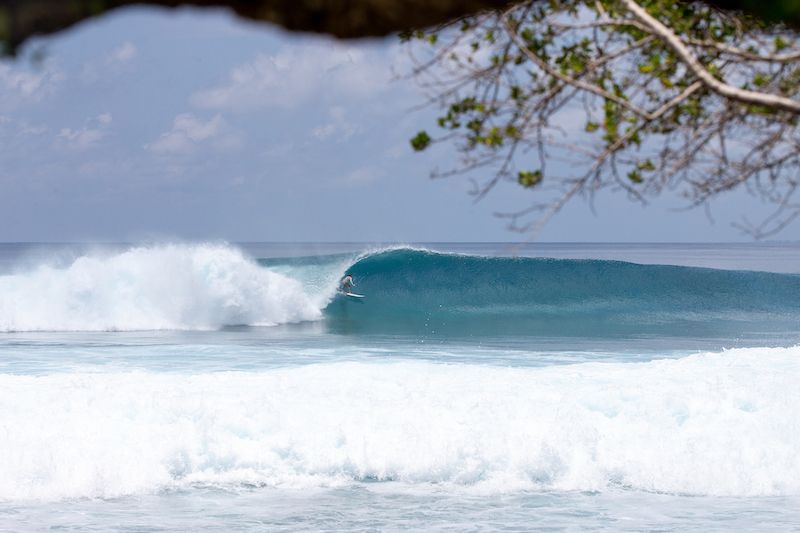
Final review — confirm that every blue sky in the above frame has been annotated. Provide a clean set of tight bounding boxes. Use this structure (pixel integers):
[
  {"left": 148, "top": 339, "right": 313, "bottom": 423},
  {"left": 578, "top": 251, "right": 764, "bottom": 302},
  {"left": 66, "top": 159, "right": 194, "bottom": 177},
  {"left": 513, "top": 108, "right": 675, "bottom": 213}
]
[{"left": 0, "top": 6, "right": 795, "bottom": 242}]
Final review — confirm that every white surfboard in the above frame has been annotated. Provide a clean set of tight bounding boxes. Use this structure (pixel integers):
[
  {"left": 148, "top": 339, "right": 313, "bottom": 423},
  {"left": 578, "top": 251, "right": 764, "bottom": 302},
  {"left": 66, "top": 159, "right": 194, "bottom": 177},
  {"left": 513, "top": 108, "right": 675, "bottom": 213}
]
[{"left": 343, "top": 292, "right": 365, "bottom": 299}]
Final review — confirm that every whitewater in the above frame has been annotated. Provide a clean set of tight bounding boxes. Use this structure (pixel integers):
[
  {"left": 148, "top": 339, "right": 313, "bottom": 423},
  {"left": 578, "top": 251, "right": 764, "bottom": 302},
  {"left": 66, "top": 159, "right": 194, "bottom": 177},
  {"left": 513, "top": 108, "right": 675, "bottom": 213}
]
[
  {"left": 0, "top": 244, "right": 326, "bottom": 331},
  {"left": 0, "top": 241, "right": 799, "bottom": 531}
]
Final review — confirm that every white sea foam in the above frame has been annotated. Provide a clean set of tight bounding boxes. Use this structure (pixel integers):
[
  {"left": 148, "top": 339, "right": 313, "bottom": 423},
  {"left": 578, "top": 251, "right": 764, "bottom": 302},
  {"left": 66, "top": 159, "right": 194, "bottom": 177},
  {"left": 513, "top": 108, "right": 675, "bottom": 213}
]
[
  {"left": 0, "top": 346, "right": 798, "bottom": 501},
  {"left": 0, "top": 243, "right": 323, "bottom": 331}
]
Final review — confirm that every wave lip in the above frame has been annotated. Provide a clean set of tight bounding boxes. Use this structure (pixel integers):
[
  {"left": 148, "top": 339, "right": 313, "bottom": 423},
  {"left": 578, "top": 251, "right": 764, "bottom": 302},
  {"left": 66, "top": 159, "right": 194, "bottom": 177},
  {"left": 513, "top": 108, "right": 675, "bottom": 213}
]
[
  {"left": 0, "top": 346, "right": 799, "bottom": 501},
  {"left": 0, "top": 243, "right": 322, "bottom": 332}
]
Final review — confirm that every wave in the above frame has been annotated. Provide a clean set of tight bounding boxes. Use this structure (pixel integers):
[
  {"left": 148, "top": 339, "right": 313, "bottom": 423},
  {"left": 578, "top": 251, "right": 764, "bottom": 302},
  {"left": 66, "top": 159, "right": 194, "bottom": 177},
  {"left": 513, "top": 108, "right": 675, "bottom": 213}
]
[
  {"left": 1, "top": 244, "right": 798, "bottom": 335},
  {"left": 1, "top": 346, "right": 798, "bottom": 501},
  {"left": 323, "top": 248, "right": 800, "bottom": 337},
  {"left": 0, "top": 243, "right": 322, "bottom": 332}
]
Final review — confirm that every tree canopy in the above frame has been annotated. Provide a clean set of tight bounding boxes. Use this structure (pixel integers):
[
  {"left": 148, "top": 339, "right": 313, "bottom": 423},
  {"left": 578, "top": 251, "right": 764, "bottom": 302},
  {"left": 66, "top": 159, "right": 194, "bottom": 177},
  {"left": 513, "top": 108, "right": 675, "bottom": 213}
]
[{"left": 406, "top": 0, "right": 800, "bottom": 237}]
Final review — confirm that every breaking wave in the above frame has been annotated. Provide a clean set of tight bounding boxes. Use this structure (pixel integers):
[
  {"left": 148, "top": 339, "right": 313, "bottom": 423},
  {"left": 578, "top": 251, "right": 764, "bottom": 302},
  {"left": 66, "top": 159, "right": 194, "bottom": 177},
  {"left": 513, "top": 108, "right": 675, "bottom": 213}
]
[
  {"left": 1, "top": 346, "right": 799, "bottom": 500},
  {"left": 322, "top": 247, "right": 800, "bottom": 337},
  {"left": 2, "top": 243, "right": 799, "bottom": 336},
  {"left": 0, "top": 243, "right": 322, "bottom": 331}
]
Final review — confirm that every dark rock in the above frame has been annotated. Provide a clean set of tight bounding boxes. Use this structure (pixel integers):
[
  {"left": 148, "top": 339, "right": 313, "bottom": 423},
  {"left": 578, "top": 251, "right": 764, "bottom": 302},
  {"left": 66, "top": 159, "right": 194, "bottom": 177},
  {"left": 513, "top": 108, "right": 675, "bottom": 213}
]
[{"left": 0, "top": 0, "right": 797, "bottom": 56}]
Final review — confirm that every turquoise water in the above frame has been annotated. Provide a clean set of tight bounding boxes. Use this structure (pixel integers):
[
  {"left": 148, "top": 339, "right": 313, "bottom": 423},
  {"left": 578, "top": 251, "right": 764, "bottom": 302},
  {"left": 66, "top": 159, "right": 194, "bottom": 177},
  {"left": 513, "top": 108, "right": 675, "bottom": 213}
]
[{"left": 0, "top": 242, "right": 798, "bottom": 531}]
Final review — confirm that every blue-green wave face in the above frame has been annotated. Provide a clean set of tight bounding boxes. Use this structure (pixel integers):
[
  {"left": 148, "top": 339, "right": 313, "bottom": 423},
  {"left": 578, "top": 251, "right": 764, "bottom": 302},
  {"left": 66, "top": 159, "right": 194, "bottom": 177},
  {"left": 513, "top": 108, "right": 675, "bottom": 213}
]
[{"left": 317, "top": 248, "right": 800, "bottom": 338}]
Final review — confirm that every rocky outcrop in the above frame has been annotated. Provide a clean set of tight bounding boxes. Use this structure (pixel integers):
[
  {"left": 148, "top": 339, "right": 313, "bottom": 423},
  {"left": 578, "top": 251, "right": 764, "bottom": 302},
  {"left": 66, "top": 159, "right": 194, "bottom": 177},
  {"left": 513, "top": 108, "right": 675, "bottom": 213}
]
[
  {"left": 0, "top": 0, "right": 797, "bottom": 55},
  {"left": 0, "top": 0, "right": 513, "bottom": 54}
]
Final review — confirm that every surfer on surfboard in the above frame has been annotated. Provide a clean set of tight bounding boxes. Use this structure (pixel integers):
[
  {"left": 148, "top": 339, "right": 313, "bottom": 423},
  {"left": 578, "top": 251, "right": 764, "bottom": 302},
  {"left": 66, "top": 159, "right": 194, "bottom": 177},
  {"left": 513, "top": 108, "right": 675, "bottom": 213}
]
[
  {"left": 338, "top": 273, "right": 365, "bottom": 298},
  {"left": 339, "top": 273, "right": 355, "bottom": 294}
]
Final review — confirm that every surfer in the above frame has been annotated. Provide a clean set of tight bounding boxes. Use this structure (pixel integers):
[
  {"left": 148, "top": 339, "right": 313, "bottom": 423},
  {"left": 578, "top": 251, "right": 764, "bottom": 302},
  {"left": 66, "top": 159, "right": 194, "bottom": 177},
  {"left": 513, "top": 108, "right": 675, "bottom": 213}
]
[{"left": 339, "top": 273, "right": 355, "bottom": 294}]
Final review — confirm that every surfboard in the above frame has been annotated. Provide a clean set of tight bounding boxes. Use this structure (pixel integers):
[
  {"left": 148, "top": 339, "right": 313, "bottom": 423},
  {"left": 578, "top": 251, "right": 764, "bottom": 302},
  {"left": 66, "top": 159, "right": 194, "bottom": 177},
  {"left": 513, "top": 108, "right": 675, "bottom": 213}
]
[{"left": 343, "top": 292, "right": 365, "bottom": 299}]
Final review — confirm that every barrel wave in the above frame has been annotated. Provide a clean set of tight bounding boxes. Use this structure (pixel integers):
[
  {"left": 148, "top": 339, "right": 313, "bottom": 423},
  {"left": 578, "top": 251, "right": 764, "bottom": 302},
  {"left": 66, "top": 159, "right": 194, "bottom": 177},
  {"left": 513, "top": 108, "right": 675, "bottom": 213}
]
[
  {"left": 1, "top": 244, "right": 798, "bottom": 335},
  {"left": 323, "top": 248, "right": 800, "bottom": 337}
]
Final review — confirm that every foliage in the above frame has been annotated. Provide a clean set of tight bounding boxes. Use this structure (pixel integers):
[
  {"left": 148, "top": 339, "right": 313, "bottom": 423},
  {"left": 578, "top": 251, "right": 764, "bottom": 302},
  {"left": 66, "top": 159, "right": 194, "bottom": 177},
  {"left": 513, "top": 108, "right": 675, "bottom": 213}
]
[{"left": 405, "top": 0, "right": 800, "bottom": 238}]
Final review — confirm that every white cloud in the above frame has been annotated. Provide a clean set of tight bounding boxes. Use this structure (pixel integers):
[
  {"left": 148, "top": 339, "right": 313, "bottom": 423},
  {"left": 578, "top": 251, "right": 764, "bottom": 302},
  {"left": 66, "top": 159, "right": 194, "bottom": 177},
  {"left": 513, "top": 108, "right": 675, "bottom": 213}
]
[
  {"left": 146, "top": 113, "right": 241, "bottom": 155},
  {"left": 58, "top": 127, "right": 105, "bottom": 149},
  {"left": 111, "top": 42, "right": 137, "bottom": 63},
  {"left": 311, "top": 106, "right": 358, "bottom": 141},
  {"left": 56, "top": 113, "right": 112, "bottom": 150},
  {"left": 339, "top": 165, "right": 385, "bottom": 187},
  {"left": 383, "top": 142, "right": 409, "bottom": 159},
  {"left": 80, "top": 41, "right": 138, "bottom": 83},
  {"left": 0, "top": 60, "right": 64, "bottom": 106},
  {"left": 191, "top": 42, "right": 392, "bottom": 111},
  {"left": 0, "top": 116, "right": 49, "bottom": 159},
  {"left": 260, "top": 142, "right": 294, "bottom": 159}
]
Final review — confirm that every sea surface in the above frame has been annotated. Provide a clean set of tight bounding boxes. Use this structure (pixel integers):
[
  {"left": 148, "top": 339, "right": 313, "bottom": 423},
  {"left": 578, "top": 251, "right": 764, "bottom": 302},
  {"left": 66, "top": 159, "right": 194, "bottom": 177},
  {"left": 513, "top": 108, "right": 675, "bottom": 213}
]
[{"left": 0, "top": 241, "right": 799, "bottom": 531}]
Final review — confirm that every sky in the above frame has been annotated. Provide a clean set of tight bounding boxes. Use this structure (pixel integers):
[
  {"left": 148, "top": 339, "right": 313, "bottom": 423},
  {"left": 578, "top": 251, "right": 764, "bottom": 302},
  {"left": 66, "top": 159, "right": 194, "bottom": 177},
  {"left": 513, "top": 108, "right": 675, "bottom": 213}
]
[{"left": 0, "top": 6, "right": 797, "bottom": 242}]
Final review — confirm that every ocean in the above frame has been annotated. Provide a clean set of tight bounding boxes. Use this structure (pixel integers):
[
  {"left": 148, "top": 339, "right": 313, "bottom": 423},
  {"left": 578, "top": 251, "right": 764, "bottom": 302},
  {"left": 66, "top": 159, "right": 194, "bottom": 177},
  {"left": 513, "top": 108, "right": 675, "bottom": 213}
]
[{"left": 0, "top": 241, "right": 798, "bottom": 531}]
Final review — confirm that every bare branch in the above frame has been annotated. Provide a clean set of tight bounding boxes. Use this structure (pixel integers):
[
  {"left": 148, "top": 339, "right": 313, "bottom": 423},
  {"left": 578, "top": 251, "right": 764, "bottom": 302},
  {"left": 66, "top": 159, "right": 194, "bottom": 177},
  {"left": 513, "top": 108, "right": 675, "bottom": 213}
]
[{"left": 687, "top": 39, "right": 800, "bottom": 62}]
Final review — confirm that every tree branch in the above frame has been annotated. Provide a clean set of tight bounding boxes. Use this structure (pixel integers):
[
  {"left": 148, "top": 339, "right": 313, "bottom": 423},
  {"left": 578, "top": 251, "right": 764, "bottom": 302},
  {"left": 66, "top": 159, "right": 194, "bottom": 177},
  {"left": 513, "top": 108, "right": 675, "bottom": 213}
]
[
  {"left": 687, "top": 38, "right": 800, "bottom": 62},
  {"left": 502, "top": 10, "right": 653, "bottom": 119},
  {"left": 620, "top": 0, "right": 800, "bottom": 113}
]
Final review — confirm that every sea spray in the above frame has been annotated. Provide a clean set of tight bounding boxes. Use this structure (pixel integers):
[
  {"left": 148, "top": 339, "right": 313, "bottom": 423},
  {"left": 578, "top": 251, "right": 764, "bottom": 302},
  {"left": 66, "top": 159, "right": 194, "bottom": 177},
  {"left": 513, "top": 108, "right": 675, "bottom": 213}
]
[{"left": 0, "top": 244, "right": 322, "bottom": 331}]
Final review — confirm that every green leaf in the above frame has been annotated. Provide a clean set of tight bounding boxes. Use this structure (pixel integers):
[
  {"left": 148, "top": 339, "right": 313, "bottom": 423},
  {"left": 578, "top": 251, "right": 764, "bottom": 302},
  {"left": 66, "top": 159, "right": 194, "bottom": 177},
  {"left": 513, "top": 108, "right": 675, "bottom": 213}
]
[
  {"left": 637, "top": 159, "right": 655, "bottom": 171},
  {"left": 410, "top": 131, "right": 431, "bottom": 151},
  {"left": 518, "top": 170, "right": 543, "bottom": 188},
  {"left": 627, "top": 170, "right": 643, "bottom": 183},
  {"left": 585, "top": 121, "right": 599, "bottom": 133},
  {"left": 482, "top": 127, "right": 504, "bottom": 147}
]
